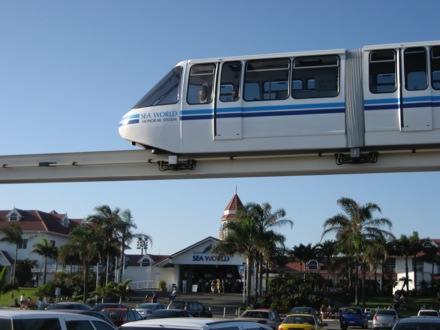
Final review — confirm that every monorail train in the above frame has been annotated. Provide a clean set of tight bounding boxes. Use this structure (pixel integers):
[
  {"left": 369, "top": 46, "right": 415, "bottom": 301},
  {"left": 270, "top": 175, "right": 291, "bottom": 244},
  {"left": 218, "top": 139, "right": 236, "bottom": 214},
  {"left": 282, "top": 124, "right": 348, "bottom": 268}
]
[{"left": 119, "top": 40, "right": 440, "bottom": 160}]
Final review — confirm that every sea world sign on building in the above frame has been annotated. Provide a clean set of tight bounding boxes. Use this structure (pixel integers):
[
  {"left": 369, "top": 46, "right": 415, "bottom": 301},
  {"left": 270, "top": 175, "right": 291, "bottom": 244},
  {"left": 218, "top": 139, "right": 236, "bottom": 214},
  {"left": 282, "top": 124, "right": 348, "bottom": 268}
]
[
  {"left": 193, "top": 254, "right": 230, "bottom": 262},
  {"left": 140, "top": 111, "right": 178, "bottom": 123},
  {"left": 192, "top": 244, "right": 232, "bottom": 264}
]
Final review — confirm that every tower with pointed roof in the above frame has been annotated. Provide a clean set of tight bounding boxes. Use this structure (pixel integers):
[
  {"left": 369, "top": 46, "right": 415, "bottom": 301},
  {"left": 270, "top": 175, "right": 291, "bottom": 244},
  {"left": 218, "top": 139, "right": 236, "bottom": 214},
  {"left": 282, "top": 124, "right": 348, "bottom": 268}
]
[{"left": 219, "top": 193, "right": 243, "bottom": 240}]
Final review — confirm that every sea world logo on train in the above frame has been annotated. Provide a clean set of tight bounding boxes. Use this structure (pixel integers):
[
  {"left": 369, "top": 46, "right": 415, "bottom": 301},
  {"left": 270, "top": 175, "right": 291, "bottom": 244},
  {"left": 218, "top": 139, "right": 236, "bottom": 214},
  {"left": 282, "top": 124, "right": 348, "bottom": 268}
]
[
  {"left": 192, "top": 244, "right": 230, "bottom": 262},
  {"left": 140, "top": 111, "right": 178, "bottom": 123}
]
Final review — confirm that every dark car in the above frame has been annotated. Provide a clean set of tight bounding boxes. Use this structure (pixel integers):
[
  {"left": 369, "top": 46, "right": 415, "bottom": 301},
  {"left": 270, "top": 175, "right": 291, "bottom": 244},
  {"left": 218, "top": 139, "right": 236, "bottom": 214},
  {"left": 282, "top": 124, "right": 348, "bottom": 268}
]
[
  {"left": 90, "top": 303, "right": 129, "bottom": 311},
  {"left": 340, "top": 307, "right": 368, "bottom": 330},
  {"left": 149, "top": 309, "right": 194, "bottom": 319},
  {"left": 167, "top": 300, "right": 212, "bottom": 317},
  {"left": 45, "top": 302, "right": 91, "bottom": 310},
  {"left": 392, "top": 316, "right": 440, "bottom": 330},
  {"left": 100, "top": 308, "right": 143, "bottom": 327}
]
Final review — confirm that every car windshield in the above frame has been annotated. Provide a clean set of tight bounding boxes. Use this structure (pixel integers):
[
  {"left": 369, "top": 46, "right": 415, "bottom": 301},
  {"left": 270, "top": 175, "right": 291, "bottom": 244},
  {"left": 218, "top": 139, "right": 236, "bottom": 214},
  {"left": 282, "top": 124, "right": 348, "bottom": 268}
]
[
  {"left": 284, "top": 316, "right": 315, "bottom": 325},
  {"left": 138, "top": 304, "right": 156, "bottom": 308},
  {"left": 377, "top": 310, "right": 396, "bottom": 316},
  {"left": 169, "top": 301, "right": 186, "bottom": 309},
  {"left": 243, "top": 311, "right": 269, "bottom": 318}
]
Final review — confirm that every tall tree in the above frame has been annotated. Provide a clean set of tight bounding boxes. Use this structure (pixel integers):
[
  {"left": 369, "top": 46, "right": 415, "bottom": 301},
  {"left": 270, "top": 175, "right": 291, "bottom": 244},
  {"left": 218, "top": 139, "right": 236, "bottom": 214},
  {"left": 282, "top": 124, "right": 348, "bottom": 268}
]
[
  {"left": 393, "top": 231, "right": 422, "bottom": 292},
  {"left": 32, "top": 237, "right": 58, "bottom": 285},
  {"left": 321, "top": 197, "right": 394, "bottom": 305},
  {"left": 66, "top": 224, "right": 99, "bottom": 301},
  {"left": 0, "top": 224, "right": 23, "bottom": 284},
  {"left": 212, "top": 215, "right": 260, "bottom": 306},
  {"left": 86, "top": 205, "right": 123, "bottom": 285},
  {"left": 247, "top": 202, "right": 293, "bottom": 297}
]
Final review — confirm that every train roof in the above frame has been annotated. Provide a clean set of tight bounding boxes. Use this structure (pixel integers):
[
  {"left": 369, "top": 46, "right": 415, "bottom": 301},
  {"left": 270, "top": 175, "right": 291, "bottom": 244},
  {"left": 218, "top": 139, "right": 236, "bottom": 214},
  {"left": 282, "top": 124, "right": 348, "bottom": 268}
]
[
  {"left": 174, "top": 40, "right": 440, "bottom": 67},
  {"left": 363, "top": 39, "right": 440, "bottom": 51},
  {"left": 180, "top": 48, "right": 346, "bottom": 66}
]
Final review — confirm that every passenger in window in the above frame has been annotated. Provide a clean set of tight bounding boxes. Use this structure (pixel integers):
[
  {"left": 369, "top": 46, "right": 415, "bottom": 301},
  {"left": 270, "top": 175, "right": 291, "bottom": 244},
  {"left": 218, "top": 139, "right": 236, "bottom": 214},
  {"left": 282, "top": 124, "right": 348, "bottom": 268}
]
[
  {"left": 231, "top": 88, "right": 239, "bottom": 101},
  {"left": 199, "top": 83, "right": 210, "bottom": 103}
]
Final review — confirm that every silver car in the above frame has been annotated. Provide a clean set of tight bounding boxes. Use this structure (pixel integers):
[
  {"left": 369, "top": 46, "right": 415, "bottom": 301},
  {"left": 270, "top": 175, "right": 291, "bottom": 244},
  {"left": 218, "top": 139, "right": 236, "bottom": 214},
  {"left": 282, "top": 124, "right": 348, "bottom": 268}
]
[
  {"left": 373, "top": 309, "right": 399, "bottom": 330},
  {"left": 135, "top": 303, "right": 165, "bottom": 319}
]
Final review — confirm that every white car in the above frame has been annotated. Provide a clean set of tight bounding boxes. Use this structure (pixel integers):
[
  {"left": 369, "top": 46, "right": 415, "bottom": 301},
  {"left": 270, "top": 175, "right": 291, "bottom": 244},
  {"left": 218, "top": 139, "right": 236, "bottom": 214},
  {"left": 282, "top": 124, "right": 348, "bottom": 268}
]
[
  {"left": 372, "top": 309, "right": 399, "bottom": 330},
  {"left": 119, "top": 317, "right": 273, "bottom": 330},
  {"left": 0, "top": 310, "right": 116, "bottom": 330},
  {"left": 417, "top": 310, "right": 440, "bottom": 317}
]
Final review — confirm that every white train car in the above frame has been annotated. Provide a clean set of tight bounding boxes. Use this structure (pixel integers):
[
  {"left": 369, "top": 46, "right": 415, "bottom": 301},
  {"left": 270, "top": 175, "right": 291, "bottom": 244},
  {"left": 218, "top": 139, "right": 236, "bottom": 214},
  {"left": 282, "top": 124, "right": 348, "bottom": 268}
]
[{"left": 119, "top": 40, "right": 440, "bottom": 160}]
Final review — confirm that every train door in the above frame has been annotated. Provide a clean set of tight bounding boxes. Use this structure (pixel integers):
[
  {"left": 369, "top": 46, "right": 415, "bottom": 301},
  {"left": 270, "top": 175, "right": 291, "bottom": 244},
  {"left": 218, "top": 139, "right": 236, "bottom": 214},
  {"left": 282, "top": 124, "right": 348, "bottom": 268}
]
[
  {"left": 400, "top": 46, "right": 432, "bottom": 131},
  {"left": 214, "top": 61, "right": 243, "bottom": 140}
]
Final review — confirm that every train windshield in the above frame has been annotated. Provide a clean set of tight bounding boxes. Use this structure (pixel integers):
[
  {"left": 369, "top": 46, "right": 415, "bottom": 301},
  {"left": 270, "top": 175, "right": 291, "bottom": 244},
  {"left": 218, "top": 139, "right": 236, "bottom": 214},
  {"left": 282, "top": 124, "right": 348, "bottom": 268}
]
[{"left": 133, "top": 66, "right": 182, "bottom": 109}]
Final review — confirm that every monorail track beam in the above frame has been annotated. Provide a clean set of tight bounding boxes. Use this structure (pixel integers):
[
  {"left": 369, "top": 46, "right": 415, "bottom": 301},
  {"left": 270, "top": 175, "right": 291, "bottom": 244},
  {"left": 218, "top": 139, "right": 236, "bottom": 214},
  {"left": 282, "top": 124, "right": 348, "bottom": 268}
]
[{"left": 0, "top": 149, "right": 440, "bottom": 184}]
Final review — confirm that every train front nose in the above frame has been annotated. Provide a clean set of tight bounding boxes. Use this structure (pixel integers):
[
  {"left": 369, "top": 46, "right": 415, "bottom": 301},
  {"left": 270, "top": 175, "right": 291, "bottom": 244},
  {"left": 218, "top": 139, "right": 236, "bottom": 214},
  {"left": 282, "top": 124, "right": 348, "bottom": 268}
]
[{"left": 118, "top": 111, "right": 140, "bottom": 144}]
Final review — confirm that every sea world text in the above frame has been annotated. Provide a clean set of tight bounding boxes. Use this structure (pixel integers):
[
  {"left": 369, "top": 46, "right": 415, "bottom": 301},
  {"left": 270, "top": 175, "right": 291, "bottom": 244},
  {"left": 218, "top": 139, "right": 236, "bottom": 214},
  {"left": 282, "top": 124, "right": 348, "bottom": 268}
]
[
  {"left": 193, "top": 255, "right": 230, "bottom": 262},
  {"left": 140, "top": 111, "right": 178, "bottom": 123}
]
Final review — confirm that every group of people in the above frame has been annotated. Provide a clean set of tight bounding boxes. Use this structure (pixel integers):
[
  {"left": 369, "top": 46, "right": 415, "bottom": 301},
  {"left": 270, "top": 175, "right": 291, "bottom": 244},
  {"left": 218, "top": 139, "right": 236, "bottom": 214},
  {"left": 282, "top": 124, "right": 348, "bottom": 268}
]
[
  {"left": 145, "top": 291, "right": 158, "bottom": 303},
  {"left": 19, "top": 294, "right": 35, "bottom": 310}
]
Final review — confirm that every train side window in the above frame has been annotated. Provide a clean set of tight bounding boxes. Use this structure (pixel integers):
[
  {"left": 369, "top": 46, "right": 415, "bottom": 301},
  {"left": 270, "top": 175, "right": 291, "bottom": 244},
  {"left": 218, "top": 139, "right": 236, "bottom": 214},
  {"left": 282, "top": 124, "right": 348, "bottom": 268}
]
[
  {"left": 292, "top": 55, "right": 339, "bottom": 99},
  {"left": 404, "top": 47, "right": 427, "bottom": 91},
  {"left": 187, "top": 63, "right": 216, "bottom": 105},
  {"left": 431, "top": 46, "right": 440, "bottom": 90},
  {"left": 292, "top": 79, "right": 303, "bottom": 90},
  {"left": 220, "top": 61, "right": 242, "bottom": 102},
  {"left": 369, "top": 50, "right": 396, "bottom": 93},
  {"left": 244, "top": 58, "right": 289, "bottom": 101}
]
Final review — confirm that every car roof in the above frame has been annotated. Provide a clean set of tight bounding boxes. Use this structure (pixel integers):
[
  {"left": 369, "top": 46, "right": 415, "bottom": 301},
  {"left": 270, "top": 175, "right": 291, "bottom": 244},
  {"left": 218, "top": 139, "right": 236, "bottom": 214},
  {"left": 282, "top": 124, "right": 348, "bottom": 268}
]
[
  {"left": 121, "top": 318, "right": 272, "bottom": 329},
  {"left": 398, "top": 317, "right": 440, "bottom": 324},
  {"left": 0, "top": 310, "right": 102, "bottom": 320}
]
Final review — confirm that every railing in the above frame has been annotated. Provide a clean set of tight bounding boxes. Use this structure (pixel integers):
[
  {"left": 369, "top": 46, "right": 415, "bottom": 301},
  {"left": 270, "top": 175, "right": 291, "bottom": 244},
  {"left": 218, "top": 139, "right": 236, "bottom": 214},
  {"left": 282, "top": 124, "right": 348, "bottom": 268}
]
[{"left": 129, "top": 280, "right": 160, "bottom": 290}]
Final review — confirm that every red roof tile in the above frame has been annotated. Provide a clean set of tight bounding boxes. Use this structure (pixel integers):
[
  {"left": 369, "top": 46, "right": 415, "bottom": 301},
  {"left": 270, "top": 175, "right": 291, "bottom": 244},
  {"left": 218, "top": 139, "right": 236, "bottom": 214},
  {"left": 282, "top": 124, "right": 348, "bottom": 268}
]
[{"left": 0, "top": 209, "right": 82, "bottom": 235}]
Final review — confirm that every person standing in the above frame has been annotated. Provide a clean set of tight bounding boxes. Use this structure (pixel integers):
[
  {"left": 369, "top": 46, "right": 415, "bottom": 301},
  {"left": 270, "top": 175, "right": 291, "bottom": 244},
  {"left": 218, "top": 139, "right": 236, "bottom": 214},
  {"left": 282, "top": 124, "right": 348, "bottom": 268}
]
[
  {"left": 169, "top": 288, "right": 177, "bottom": 301},
  {"left": 182, "top": 279, "right": 187, "bottom": 293}
]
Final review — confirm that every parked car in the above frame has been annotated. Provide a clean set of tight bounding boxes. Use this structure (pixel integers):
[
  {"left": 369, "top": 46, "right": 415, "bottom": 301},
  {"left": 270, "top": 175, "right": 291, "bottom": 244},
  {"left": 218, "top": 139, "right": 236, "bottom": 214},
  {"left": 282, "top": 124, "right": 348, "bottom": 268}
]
[
  {"left": 364, "top": 308, "right": 373, "bottom": 320},
  {"left": 0, "top": 310, "right": 115, "bottom": 330},
  {"left": 238, "top": 308, "right": 281, "bottom": 330},
  {"left": 54, "top": 310, "right": 117, "bottom": 328},
  {"left": 135, "top": 302, "right": 166, "bottom": 319},
  {"left": 119, "top": 318, "right": 273, "bottom": 330},
  {"left": 149, "top": 309, "right": 194, "bottom": 319},
  {"left": 100, "top": 307, "right": 143, "bottom": 327},
  {"left": 45, "top": 302, "right": 92, "bottom": 310},
  {"left": 417, "top": 309, "right": 440, "bottom": 317},
  {"left": 167, "top": 300, "right": 213, "bottom": 317},
  {"left": 90, "top": 302, "right": 129, "bottom": 311},
  {"left": 372, "top": 309, "right": 398, "bottom": 330},
  {"left": 339, "top": 307, "right": 368, "bottom": 330},
  {"left": 288, "top": 307, "right": 320, "bottom": 319},
  {"left": 392, "top": 316, "right": 440, "bottom": 330},
  {"left": 279, "top": 313, "right": 327, "bottom": 330}
]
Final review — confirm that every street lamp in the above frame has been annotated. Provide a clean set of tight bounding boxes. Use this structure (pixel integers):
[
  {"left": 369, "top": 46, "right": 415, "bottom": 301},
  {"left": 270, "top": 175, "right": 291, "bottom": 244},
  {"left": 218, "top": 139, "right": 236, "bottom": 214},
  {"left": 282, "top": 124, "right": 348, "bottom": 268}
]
[{"left": 137, "top": 236, "right": 149, "bottom": 255}]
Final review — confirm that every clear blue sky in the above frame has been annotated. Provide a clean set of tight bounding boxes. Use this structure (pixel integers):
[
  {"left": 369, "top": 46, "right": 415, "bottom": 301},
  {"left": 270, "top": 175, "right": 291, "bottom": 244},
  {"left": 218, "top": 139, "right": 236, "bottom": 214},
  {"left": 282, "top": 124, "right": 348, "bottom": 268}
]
[{"left": 1, "top": 0, "right": 439, "bottom": 255}]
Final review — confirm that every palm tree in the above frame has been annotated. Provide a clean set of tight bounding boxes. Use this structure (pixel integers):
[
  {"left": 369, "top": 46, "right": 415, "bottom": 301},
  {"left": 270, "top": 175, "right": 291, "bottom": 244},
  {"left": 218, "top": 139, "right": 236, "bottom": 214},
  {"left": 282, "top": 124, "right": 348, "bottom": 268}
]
[
  {"left": 67, "top": 224, "right": 100, "bottom": 301},
  {"left": 291, "top": 243, "right": 318, "bottom": 274},
  {"left": 0, "top": 224, "right": 23, "bottom": 284},
  {"left": 393, "top": 231, "right": 422, "bottom": 292},
  {"left": 86, "top": 205, "right": 123, "bottom": 285},
  {"left": 322, "top": 197, "right": 394, "bottom": 305},
  {"left": 212, "top": 215, "right": 260, "bottom": 306},
  {"left": 32, "top": 237, "right": 58, "bottom": 285},
  {"left": 115, "top": 209, "right": 140, "bottom": 283},
  {"left": 247, "top": 202, "right": 293, "bottom": 297}
]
